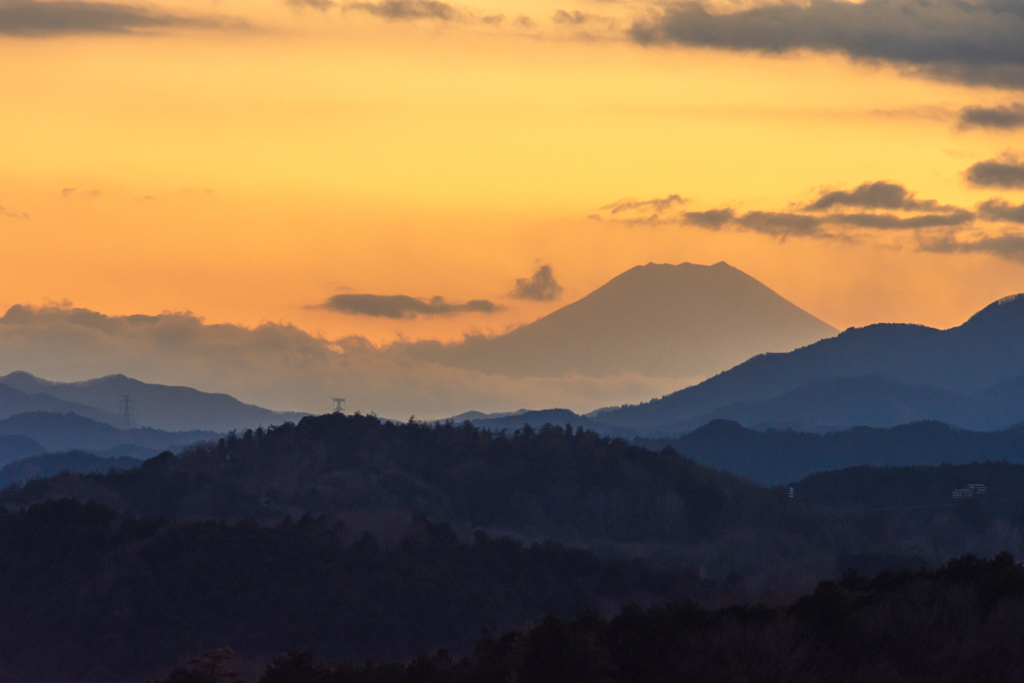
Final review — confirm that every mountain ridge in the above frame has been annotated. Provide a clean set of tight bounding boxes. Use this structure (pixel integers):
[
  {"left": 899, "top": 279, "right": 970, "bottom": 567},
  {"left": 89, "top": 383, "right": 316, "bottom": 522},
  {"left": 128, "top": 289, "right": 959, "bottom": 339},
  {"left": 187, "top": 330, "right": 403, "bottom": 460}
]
[
  {"left": 594, "top": 293, "right": 1024, "bottom": 433},
  {"left": 0, "top": 371, "right": 308, "bottom": 432}
]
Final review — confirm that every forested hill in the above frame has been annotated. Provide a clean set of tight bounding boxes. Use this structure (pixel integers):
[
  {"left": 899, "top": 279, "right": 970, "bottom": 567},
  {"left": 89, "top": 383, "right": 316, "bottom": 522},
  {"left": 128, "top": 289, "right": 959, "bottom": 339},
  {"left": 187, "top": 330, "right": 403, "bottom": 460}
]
[
  {"left": 0, "top": 499, "right": 719, "bottom": 683},
  {"left": 640, "top": 419, "right": 1024, "bottom": 485},
  {"left": 0, "top": 413, "right": 776, "bottom": 545}
]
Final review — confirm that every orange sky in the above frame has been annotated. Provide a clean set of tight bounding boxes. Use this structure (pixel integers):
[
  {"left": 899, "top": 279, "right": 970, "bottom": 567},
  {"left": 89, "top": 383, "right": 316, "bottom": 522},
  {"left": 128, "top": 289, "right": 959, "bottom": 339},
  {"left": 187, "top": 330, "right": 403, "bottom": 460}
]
[{"left": 2, "top": 0, "right": 1023, "bottom": 351}]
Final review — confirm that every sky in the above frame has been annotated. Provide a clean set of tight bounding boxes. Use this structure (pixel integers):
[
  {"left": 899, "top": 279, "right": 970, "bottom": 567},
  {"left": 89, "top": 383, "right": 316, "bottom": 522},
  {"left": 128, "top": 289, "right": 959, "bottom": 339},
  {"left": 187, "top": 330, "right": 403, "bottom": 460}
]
[{"left": 1, "top": 0, "right": 1024, "bottom": 417}]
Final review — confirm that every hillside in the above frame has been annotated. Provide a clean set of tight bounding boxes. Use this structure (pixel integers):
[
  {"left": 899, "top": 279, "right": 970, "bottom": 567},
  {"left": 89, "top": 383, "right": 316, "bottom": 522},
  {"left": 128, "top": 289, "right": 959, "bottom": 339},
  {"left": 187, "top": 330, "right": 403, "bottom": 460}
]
[
  {"left": 596, "top": 294, "right": 1024, "bottom": 433},
  {"left": 404, "top": 262, "right": 837, "bottom": 378},
  {"left": 641, "top": 420, "right": 1024, "bottom": 485},
  {"left": 0, "top": 371, "right": 308, "bottom": 432}
]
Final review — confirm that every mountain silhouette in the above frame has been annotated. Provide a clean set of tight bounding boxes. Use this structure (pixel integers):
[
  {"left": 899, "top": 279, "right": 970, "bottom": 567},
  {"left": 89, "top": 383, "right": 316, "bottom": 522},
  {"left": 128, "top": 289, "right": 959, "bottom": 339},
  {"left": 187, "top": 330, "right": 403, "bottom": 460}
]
[
  {"left": 0, "top": 382, "right": 117, "bottom": 424},
  {"left": 404, "top": 262, "right": 837, "bottom": 378},
  {"left": 0, "top": 372, "right": 307, "bottom": 432},
  {"left": 595, "top": 294, "right": 1024, "bottom": 433},
  {"left": 0, "top": 411, "right": 219, "bottom": 453}
]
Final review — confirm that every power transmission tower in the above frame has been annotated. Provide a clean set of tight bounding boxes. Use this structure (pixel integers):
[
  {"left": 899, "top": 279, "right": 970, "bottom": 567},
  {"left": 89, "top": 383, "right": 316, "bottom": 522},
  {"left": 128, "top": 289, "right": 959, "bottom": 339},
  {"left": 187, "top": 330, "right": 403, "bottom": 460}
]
[
  {"left": 120, "top": 395, "right": 134, "bottom": 431},
  {"left": 332, "top": 398, "right": 346, "bottom": 414}
]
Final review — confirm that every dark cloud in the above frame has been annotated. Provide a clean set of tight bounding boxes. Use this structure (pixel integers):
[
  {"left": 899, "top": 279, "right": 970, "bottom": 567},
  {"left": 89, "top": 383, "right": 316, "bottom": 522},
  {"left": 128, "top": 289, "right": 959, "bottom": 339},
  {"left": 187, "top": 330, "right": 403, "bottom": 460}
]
[
  {"left": 807, "top": 181, "right": 945, "bottom": 211},
  {"left": 628, "top": 0, "right": 1024, "bottom": 89},
  {"left": 316, "top": 293, "right": 501, "bottom": 318},
  {"left": 978, "top": 199, "right": 1024, "bottom": 223},
  {"left": 682, "top": 208, "right": 734, "bottom": 229},
  {"left": 958, "top": 104, "right": 1024, "bottom": 130},
  {"left": 514, "top": 15, "right": 535, "bottom": 28},
  {"left": 824, "top": 209, "right": 975, "bottom": 229},
  {"left": 966, "top": 156, "right": 1024, "bottom": 188},
  {"left": 480, "top": 13, "right": 503, "bottom": 24},
  {"left": 919, "top": 232, "right": 1024, "bottom": 263},
  {"left": 0, "top": 0, "right": 243, "bottom": 36},
  {"left": 601, "top": 195, "right": 686, "bottom": 215},
  {"left": 509, "top": 265, "right": 563, "bottom": 301},
  {"left": 345, "top": 0, "right": 459, "bottom": 20},
  {"left": 735, "top": 211, "right": 822, "bottom": 237}
]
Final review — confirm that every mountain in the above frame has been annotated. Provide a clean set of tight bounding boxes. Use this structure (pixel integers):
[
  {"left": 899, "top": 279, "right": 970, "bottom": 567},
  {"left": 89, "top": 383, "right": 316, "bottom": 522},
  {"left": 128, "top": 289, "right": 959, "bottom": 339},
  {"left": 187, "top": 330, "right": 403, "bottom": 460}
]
[
  {"left": 0, "top": 382, "right": 118, "bottom": 424},
  {"left": 457, "top": 408, "right": 637, "bottom": 438},
  {"left": 0, "top": 411, "right": 219, "bottom": 452},
  {"left": 595, "top": 293, "right": 1024, "bottom": 434},
  {"left": 404, "top": 262, "right": 838, "bottom": 378},
  {"left": 0, "top": 371, "right": 308, "bottom": 432},
  {"left": 0, "top": 434, "right": 45, "bottom": 468}
]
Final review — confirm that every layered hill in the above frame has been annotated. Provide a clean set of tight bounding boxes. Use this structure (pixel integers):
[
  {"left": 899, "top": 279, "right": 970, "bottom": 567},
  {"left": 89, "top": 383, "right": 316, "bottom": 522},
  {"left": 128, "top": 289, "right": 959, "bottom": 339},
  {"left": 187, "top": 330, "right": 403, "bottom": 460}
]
[
  {"left": 405, "top": 261, "right": 837, "bottom": 378},
  {"left": 0, "top": 382, "right": 115, "bottom": 423},
  {"left": 0, "top": 411, "right": 219, "bottom": 453},
  {"left": 0, "top": 371, "right": 307, "bottom": 432},
  {"left": 595, "top": 294, "right": 1024, "bottom": 434}
]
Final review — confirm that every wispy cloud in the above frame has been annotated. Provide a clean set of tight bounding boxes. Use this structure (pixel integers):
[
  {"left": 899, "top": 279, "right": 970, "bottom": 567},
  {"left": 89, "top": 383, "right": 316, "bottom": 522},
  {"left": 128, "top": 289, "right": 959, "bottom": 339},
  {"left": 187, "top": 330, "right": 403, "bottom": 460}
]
[
  {"left": 345, "top": 0, "right": 460, "bottom": 21},
  {"left": 314, "top": 293, "right": 502, "bottom": 318},
  {"left": 509, "top": 265, "right": 563, "bottom": 301},
  {"left": 0, "top": 0, "right": 246, "bottom": 36},
  {"left": 919, "top": 232, "right": 1024, "bottom": 263},
  {"left": 629, "top": 0, "right": 1024, "bottom": 89}
]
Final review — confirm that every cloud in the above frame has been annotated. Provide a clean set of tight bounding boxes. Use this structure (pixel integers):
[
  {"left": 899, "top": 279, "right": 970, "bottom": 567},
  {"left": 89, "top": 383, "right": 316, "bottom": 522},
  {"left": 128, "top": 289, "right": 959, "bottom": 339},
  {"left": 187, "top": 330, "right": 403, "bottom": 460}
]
[
  {"left": 978, "top": 199, "right": 1024, "bottom": 223},
  {"left": 0, "top": 303, "right": 682, "bottom": 419},
  {"left": 0, "top": 201, "right": 29, "bottom": 219},
  {"left": 0, "top": 0, "right": 245, "bottom": 36},
  {"left": 514, "top": 15, "right": 535, "bottom": 28},
  {"left": 628, "top": 0, "right": 1024, "bottom": 89},
  {"left": 682, "top": 208, "right": 734, "bottom": 229},
  {"left": 734, "top": 211, "right": 822, "bottom": 237},
  {"left": 806, "top": 181, "right": 946, "bottom": 211},
  {"left": 919, "top": 232, "right": 1024, "bottom": 263},
  {"left": 552, "top": 9, "right": 587, "bottom": 25},
  {"left": 958, "top": 104, "right": 1024, "bottom": 130},
  {"left": 601, "top": 195, "right": 686, "bottom": 215},
  {"left": 966, "top": 155, "right": 1024, "bottom": 188},
  {"left": 345, "top": 0, "right": 459, "bottom": 20},
  {"left": 509, "top": 265, "right": 563, "bottom": 301},
  {"left": 315, "top": 293, "right": 501, "bottom": 318},
  {"left": 823, "top": 209, "right": 975, "bottom": 229},
  {"left": 287, "top": 0, "right": 337, "bottom": 10}
]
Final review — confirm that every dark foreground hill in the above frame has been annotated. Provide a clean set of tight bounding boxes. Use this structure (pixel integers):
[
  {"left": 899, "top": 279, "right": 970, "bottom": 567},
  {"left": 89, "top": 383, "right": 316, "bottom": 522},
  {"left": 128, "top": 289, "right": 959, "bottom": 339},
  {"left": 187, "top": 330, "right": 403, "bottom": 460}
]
[
  {"left": 0, "top": 499, "right": 717, "bottom": 683},
  {"left": 8, "top": 413, "right": 1024, "bottom": 583},
  {"left": 596, "top": 293, "right": 1024, "bottom": 434},
  {"left": 158, "top": 553, "right": 1024, "bottom": 683}
]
